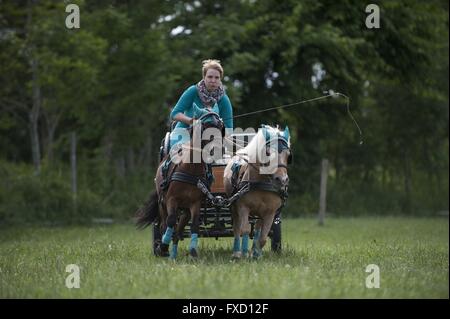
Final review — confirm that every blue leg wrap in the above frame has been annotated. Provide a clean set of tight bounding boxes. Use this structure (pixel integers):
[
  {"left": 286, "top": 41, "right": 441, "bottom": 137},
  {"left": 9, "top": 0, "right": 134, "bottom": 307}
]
[
  {"left": 189, "top": 233, "right": 199, "bottom": 251},
  {"left": 253, "top": 229, "right": 261, "bottom": 243},
  {"left": 252, "top": 246, "right": 262, "bottom": 258},
  {"left": 242, "top": 234, "right": 249, "bottom": 254},
  {"left": 162, "top": 227, "right": 174, "bottom": 245},
  {"left": 233, "top": 236, "right": 240, "bottom": 252},
  {"left": 170, "top": 244, "right": 178, "bottom": 259},
  {"left": 252, "top": 229, "right": 262, "bottom": 257}
]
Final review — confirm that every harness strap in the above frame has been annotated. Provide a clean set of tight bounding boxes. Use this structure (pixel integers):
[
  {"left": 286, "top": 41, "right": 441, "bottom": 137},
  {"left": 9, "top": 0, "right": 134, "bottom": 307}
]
[
  {"left": 170, "top": 171, "right": 209, "bottom": 188},
  {"left": 160, "top": 155, "right": 213, "bottom": 191},
  {"left": 230, "top": 180, "right": 288, "bottom": 209},
  {"left": 240, "top": 181, "right": 277, "bottom": 193},
  {"left": 160, "top": 157, "right": 175, "bottom": 191}
]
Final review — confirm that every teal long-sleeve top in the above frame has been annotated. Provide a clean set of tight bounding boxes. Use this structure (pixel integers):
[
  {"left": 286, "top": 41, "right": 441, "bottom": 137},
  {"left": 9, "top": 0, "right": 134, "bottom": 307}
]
[{"left": 170, "top": 85, "right": 234, "bottom": 129}]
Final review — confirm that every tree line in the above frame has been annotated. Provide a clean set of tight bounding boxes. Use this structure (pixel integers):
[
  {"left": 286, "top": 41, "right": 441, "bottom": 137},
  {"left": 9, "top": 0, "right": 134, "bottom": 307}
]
[{"left": 0, "top": 0, "right": 448, "bottom": 224}]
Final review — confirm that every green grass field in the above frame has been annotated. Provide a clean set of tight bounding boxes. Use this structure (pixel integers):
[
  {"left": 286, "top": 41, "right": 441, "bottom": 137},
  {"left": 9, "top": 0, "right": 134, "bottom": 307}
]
[{"left": 0, "top": 217, "right": 448, "bottom": 298}]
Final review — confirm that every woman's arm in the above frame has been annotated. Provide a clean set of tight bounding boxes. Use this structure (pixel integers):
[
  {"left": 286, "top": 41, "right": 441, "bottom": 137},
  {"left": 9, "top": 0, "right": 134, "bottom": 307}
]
[
  {"left": 173, "top": 112, "right": 193, "bottom": 125},
  {"left": 170, "top": 86, "right": 196, "bottom": 125}
]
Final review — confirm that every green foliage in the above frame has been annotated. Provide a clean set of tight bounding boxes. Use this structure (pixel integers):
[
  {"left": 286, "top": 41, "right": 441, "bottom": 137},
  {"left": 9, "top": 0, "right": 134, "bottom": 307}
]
[{"left": 0, "top": 160, "right": 113, "bottom": 225}]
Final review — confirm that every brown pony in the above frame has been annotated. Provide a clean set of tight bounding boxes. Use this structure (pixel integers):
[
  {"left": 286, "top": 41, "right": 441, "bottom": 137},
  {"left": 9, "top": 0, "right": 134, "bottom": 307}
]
[
  {"left": 224, "top": 125, "right": 291, "bottom": 258},
  {"left": 136, "top": 112, "right": 224, "bottom": 259}
]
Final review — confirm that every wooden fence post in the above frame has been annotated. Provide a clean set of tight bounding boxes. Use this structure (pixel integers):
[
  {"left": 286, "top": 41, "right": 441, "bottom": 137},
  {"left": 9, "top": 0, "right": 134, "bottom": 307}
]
[{"left": 318, "top": 158, "right": 329, "bottom": 226}]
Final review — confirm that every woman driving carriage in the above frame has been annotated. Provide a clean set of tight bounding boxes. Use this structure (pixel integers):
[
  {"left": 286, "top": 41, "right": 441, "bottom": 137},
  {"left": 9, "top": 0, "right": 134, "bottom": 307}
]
[{"left": 167, "top": 59, "right": 234, "bottom": 153}]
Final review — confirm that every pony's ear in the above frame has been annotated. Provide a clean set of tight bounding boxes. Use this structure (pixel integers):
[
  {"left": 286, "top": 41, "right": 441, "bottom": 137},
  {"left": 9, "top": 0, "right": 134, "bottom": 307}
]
[
  {"left": 261, "top": 125, "right": 271, "bottom": 142},
  {"left": 283, "top": 126, "right": 290, "bottom": 143}
]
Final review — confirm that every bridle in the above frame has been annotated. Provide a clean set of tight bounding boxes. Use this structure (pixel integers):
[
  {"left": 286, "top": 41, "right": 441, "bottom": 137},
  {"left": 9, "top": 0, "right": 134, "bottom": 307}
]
[{"left": 232, "top": 134, "right": 291, "bottom": 207}]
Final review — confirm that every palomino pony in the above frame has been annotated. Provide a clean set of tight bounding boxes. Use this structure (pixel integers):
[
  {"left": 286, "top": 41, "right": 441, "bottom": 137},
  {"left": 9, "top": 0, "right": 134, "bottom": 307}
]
[
  {"left": 136, "top": 111, "right": 225, "bottom": 259},
  {"left": 224, "top": 125, "right": 291, "bottom": 258}
]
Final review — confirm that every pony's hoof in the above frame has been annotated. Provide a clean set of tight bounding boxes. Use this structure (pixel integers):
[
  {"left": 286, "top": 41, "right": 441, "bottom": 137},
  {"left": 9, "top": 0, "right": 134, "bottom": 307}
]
[
  {"left": 158, "top": 243, "right": 170, "bottom": 257},
  {"left": 232, "top": 251, "right": 242, "bottom": 259},
  {"left": 189, "top": 248, "right": 198, "bottom": 258},
  {"left": 251, "top": 250, "right": 262, "bottom": 259}
]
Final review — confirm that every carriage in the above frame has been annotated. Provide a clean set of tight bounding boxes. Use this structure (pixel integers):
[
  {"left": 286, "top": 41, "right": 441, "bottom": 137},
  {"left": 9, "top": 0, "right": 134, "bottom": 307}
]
[{"left": 152, "top": 131, "right": 283, "bottom": 256}]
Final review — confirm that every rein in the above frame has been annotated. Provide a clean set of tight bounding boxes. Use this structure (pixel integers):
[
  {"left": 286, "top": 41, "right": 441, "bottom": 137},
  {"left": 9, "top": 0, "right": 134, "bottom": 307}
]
[{"left": 223, "top": 92, "right": 364, "bottom": 146}]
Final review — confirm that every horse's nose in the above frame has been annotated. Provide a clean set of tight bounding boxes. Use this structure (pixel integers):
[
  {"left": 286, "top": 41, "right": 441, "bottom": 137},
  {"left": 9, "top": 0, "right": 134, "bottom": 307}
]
[{"left": 275, "top": 175, "right": 289, "bottom": 186}]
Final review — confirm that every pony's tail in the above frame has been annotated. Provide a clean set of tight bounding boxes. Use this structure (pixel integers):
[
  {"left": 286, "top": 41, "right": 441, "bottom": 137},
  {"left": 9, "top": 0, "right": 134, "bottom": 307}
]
[{"left": 135, "top": 191, "right": 159, "bottom": 229}]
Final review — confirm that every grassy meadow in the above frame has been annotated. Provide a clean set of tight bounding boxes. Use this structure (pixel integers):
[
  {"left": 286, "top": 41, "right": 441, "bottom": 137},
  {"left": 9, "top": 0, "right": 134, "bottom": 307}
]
[{"left": 0, "top": 217, "right": 448, "bottom": 298}]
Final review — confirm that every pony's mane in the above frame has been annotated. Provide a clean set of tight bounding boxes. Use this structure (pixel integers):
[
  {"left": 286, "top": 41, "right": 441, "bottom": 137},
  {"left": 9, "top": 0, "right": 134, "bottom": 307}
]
[{"left": 237, "top": 125, "right": 286, "bottom": 157}]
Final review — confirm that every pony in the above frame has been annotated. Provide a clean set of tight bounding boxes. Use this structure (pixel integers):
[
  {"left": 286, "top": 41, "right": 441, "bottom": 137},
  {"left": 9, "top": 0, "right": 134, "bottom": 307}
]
[
  {"left": 136, "top": 110, "right": 225, "bottom": 259},
  {"left": 223, "top": 125, "right": 291, "bottom": 258}
]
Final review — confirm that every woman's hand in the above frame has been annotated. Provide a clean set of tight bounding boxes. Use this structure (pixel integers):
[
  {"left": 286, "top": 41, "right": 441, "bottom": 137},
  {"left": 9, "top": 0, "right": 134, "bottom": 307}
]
[{"left": 173, "top": 113, "right": 193, "bottom": 125}]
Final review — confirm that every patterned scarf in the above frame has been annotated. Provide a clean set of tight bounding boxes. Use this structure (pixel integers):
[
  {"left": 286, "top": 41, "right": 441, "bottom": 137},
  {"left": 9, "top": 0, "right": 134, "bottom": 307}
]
[{"left": 196, "top": 79, "right": 224, "bottom": 108}]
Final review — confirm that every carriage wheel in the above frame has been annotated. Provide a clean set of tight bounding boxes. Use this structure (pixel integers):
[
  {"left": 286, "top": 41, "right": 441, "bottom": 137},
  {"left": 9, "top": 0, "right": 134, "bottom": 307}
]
[{"left": 271, "top": 217, "right": 282, "bottom": 252}]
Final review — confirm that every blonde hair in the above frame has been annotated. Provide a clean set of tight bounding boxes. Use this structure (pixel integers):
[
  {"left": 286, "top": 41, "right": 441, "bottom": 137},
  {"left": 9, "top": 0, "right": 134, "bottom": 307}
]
[{"left": 202, "top": 59, "right": 224, "bottom": 78}]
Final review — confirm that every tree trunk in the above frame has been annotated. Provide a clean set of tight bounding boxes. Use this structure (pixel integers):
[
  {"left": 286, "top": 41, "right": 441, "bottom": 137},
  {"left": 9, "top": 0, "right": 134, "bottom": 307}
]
[
  {"left": 116, "top": 156, "right": 126, "bottom": 178},
  {"left": 139, "top": 134, "right": 154, "bottom": 169},
  {"left": 47, "top": 124, "right": 55, "bottom": 164},
  {"left": 71, "top": 132, "right": 77, "bottom": 197},
  {"left": 27, "top": 0, "right": 41, "bottom": 175},
  {"left": 71, "top": 132, "right": 77, "bottom": 214},
  {"left": 29, "top": 57, "right": 41, "bottom": 174},
  {"left": 43, "top": 110, "right": 60, "bottom": 165}
]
